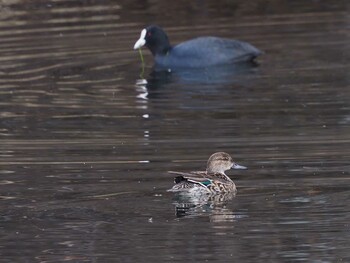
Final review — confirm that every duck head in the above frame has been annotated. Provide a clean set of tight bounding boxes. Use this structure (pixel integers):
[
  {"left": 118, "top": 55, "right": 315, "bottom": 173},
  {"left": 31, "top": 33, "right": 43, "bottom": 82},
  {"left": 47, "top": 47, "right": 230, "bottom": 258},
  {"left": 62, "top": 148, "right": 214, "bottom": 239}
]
[{"left": 206, "top": 152, "right": 247, "bottom": 174}]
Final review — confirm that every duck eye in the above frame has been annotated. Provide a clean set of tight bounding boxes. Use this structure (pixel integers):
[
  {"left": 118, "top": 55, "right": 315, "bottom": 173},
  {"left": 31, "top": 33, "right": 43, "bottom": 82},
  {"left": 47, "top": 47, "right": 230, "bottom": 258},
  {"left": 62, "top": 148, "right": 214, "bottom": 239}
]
[{"left": 147, "top": 32, "right": 152, "bottom": 37}]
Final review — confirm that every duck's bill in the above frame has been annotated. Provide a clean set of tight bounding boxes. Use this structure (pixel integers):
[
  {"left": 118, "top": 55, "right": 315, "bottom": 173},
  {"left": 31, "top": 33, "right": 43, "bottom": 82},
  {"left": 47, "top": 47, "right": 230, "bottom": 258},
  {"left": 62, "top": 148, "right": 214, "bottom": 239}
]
[
  {"left": 232, "top": 163, "right": 247, "bottom": 170},
  {"left": 133, "top": 29, "right": 146, "bottom": 49}
]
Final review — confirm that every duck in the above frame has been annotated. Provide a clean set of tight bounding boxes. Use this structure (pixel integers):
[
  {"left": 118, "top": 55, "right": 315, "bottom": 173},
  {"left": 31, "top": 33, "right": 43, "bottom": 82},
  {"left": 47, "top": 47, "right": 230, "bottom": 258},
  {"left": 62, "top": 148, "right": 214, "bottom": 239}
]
[
  {"left": 167, "top": 152, "right": 247, "bottom": 194},
  {"left": 133, "top": 25, "right": 262, "bottom": 69}
]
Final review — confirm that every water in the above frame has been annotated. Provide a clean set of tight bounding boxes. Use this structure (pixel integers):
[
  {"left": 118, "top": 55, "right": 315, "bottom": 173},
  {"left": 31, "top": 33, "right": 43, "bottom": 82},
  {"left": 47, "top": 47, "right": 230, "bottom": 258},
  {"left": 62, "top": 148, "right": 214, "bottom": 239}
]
[{"left": 0, "top": 0, "right": 349, "bottom": 262}]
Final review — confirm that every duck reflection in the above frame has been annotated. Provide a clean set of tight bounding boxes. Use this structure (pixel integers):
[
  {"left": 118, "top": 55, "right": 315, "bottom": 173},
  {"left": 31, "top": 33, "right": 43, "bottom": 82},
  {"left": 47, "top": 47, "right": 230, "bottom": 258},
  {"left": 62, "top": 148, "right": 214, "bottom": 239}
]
[{"left": 172, "top": 191, "right": 237, "bottom": 219}]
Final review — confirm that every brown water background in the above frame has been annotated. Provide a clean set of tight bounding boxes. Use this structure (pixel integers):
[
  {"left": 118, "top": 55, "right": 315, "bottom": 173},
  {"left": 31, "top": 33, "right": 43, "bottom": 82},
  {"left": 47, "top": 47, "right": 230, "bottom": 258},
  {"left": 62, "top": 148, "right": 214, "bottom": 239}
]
[{"left": 0, "top": 0, "right": 349, "bottom": 262}]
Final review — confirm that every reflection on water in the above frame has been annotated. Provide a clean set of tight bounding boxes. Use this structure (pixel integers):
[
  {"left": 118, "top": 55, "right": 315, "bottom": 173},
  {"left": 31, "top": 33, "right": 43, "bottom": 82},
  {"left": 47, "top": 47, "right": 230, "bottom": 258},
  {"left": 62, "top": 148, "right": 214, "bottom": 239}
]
[
  {"left": 172, "top": 191, "right": 236, "bottom": 219},
  {"left": 150, "top": 61, "right": 260, "bottom": 85},
  {"left": 1, "top": 0, "right": 350, "bottom": 262}
]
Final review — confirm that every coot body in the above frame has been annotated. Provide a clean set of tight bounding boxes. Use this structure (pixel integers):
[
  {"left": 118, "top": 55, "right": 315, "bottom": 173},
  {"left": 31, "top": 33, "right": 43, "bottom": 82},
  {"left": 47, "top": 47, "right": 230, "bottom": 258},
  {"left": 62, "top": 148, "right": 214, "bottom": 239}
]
[{"left": 134, "top": 25, "right": 262, "bottom": 69}]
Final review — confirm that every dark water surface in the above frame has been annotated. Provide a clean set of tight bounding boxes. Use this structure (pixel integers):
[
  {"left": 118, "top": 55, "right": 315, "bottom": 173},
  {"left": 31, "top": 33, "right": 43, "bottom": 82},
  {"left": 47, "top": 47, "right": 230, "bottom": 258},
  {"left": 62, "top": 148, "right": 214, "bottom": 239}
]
[{"left": 0, "top": 0, "right": 349, "bottom": 262}]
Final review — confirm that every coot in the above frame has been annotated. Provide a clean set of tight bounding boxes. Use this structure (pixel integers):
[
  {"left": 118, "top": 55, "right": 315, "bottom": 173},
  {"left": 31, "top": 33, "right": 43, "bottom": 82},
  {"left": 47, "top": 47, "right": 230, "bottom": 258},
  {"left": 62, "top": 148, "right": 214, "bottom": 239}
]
[{"left": 134, "top": 25, "right": 262, "bottom": 68}]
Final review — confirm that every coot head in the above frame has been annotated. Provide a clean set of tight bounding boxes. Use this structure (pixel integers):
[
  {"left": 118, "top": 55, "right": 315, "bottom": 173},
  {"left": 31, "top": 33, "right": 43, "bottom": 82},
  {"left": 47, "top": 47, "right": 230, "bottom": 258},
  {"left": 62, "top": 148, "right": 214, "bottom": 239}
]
[{"left": 134, "top": 25, "right": 171, "bottom": 56}]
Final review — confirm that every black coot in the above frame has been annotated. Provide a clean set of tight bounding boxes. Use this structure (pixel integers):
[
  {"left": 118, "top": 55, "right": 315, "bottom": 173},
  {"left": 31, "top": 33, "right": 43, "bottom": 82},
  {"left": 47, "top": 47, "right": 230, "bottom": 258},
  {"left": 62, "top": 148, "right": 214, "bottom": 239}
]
[{"left": 134, "top": 25, "right": 262, "bottom": 69}]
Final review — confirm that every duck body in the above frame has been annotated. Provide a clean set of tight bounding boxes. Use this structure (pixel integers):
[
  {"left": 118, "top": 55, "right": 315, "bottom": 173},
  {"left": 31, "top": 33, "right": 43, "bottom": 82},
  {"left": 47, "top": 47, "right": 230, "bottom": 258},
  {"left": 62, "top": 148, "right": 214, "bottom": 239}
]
[
  {"left": 168, "top": 171, "right": 237, "bottom": 194},
  {"left": 168, "top": 152, "right": 247, "bottom": 194},
  {"left": 134, "top": 25, "right": 262, "bottom": 69}
]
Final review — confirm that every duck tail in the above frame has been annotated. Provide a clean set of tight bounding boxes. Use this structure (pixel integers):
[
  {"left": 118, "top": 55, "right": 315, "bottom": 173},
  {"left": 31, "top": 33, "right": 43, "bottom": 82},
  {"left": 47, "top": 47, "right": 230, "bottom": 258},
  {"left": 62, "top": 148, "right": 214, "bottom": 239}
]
[{"left": 174, "top": 175, "right": 186, "bottom": 184}]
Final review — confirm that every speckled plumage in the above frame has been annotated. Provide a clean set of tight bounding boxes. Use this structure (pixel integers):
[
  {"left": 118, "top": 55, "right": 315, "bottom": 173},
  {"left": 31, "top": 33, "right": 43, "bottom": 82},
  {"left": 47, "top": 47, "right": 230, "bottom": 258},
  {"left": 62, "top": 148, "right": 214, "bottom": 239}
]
[{"left": 168, "top": 152, "right": 247, "bottom": 194}]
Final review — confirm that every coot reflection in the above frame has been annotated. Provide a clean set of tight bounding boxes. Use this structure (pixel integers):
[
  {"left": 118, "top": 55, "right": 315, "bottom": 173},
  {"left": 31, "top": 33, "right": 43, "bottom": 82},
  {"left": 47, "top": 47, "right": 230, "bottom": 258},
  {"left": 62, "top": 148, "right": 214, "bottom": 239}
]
[{"left": 137, "top": 61, "right": 259, "bottom": 91}]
